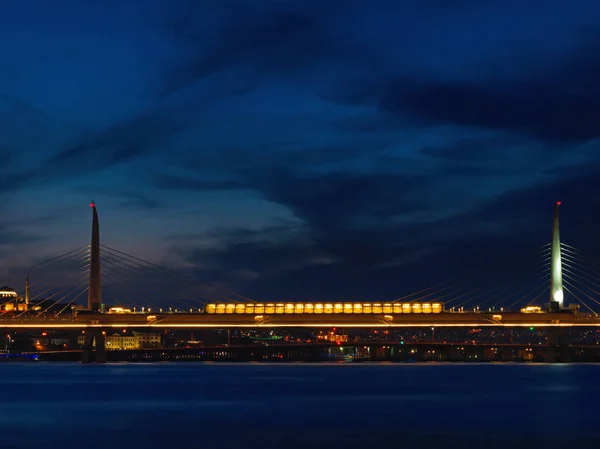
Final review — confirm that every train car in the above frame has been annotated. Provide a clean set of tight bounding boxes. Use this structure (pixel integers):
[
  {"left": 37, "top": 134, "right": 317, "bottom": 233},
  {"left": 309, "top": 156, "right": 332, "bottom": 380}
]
[{"left": 203, "top": 302, "right": 444, "bottom": 315}]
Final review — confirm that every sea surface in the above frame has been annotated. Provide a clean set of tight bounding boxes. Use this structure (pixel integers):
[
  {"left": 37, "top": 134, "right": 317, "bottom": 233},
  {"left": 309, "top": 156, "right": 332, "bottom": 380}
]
[{"left": 0, "top": 363, "right": 598, "bottom": 449}]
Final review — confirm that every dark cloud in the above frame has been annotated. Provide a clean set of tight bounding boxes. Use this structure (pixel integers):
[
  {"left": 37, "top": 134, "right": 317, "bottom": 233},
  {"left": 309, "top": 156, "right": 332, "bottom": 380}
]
[
  {"left": 161, "top": 0, "right": 382, "bottom": 97},
  {"left": 0, "top": 95, "right": 49, "bottom": 144},
  {"left": 415, "top": 0, "right": 487, "bottom": 11},
  {"left": 3, "top": 0, "right": 600, "bottom": 307},
  {"left": 0, "top": 107, "right": 187, "bottom": 201},
  {"left": 419, "top": 136, "right": 523, "bottom": 162},
  {"left": 161, "top": 141, "right": 395, "bottom": 185},
  {"left": 47, "top": 110, "right": 180, "bottom": 173},
  {"left": 107, "top": 192, "right": 162, "bottom": 211},
  {"left": 276, "top": 141, "right": 393, "bottom": 167},
  {"left": 154, "top": 175, "right": 247, "bottom": 192},
  {"left": 0, "top": 147, "right": 12, "bottom": 170},
  {"left": 185, "top": 225, "right": 328, "bottom": 277},
  {"left": 183, "top": 222, "right": 548, "bottom": 302},
  {"left": 246, "top": 169, "right": 435, "bottom": 229},
  {"left": 180, "top": 160, "right": 600, "bottom": 301},
  {"left": 117, "top": 194, "right": 161, "bottom": 211},
  {"left": 0, "top": 224, "right": 44, "bottom": 247},
  {"left": 416, "top": 135, "right": 539, "bottom": 177},
  {"left": 0, "top": 97, "right": 47, "bottom": 194},
  {"left": 389, "top": 39, "right": 600, "bottom": 142}
]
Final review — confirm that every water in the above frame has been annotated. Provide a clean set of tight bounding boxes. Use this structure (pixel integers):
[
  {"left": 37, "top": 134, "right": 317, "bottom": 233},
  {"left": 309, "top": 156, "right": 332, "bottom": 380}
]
[{"left": 0, "top": 363, "right": 598, "bottom": 449}]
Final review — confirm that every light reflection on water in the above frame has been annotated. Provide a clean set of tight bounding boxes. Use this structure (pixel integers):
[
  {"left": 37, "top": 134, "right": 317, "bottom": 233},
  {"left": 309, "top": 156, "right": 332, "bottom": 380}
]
[{"left": 0, "top": 363, "right": 599, "bottom": 449}]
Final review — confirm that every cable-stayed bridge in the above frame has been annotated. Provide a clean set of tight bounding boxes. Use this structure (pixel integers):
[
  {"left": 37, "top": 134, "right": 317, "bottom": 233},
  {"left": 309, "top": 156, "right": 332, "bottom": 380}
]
[{"left": 1, "top": 202, "right": 600, "bottom": 361}]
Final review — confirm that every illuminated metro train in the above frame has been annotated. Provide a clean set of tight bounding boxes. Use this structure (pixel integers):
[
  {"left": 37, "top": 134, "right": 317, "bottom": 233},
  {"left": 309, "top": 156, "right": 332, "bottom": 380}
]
[{"left": 204, "top": 302, "right": 444, "bottom": 315}]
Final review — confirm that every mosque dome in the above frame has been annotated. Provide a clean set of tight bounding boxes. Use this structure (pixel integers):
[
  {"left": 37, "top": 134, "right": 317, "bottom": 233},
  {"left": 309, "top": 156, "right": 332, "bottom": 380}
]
[{"left": 0, "top": 286, "right": 17, "bottom": 298}]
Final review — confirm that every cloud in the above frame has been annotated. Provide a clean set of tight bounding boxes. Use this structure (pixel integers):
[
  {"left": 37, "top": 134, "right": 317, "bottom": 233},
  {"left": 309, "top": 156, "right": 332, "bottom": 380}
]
[
  {"left": 3, "top": 1, "right": 600, "bottom": 307},
  {"left": 0, "top": 146, "right": 12, "bottom": 170},
  {"left": 0, "top": 96, "right": 50, "bottom": 195},
  {"left": 153, "top": 175, "right": 247, "bottom": 192},
  {"left": 0, "top": 105, "right": 187, "bottom": 203},
  {"left": 189, "top": 225, "right": 330, "bottom": 272},
  {"left": 0, "top": 224, "right": 42, "bottom": 247},
  {"left": 169, "top": 133, "right": 600, "bottom": 301},
  {"left": 102, "top": 190, "right": 162, "bottom": 211},
  {"left": 109, "top": 4, "right": 600, "bottom": 303},
  {"left": 179, "top": 159, "right": 600, "bottom": 301},
  {"left": 419, "top": 136, "right": 523, "bottom": 162},
  {"left": 46, "top": 109, "right": 180, "bottom": 174},
  {"left": 160, "top": 0, "right": 384, "bottom": 97},
  {"left": 384, "top": 38, "right": 600, "bottom": 143}
]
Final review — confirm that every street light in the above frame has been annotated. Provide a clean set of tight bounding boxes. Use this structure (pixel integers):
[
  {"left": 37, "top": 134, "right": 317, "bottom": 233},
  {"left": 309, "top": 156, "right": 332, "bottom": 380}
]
[{"left": 432, "top": 327, "right": 435, "bottom": 342}]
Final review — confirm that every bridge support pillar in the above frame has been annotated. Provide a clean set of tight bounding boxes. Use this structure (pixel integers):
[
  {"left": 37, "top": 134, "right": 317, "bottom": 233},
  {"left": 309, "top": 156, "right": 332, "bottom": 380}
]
[
  {"left": 546, "top": 327, "right": 572, "bottom": 363},
  {"left": 81, "top": 329, "right": 107, "bottom": 363}
]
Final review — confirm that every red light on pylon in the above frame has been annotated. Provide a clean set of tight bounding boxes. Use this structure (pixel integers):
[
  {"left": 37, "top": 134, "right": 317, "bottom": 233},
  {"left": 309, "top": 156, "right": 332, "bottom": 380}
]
[
  {"left": 90, "top": 202, "right": 95, "bottom": 208},
  {"left": 556, "top": 201, "right": 562, "bottom": 206}
]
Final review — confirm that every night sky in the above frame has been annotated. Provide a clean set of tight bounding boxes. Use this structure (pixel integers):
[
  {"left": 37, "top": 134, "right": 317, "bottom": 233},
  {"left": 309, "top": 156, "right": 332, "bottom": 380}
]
[{"left": 1, "top": 0, "right": 600, "bottom": 303}]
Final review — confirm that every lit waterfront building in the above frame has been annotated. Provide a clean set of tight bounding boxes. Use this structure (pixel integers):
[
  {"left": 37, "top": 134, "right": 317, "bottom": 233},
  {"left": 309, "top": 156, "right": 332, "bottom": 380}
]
[
  {"left": 0, "top": 281, "right": 29, "bottom": 312},
  {"left": 107, "top": 333, "right": 137, "bottom": 350},
  {"left": 0, "top": 286, "right": 18, "bottom": 303},
  {"left": 134, "top": 331, "right": 161, "bottom": 348},
  {"left": 32, "top": 335, "right": 71, "bottom": 350},
  {"left": 316, "top": 331, "right": 349, "bottom": 343},
  {"left": 77, "top": 331, "right": 161, "bottom": 350}
]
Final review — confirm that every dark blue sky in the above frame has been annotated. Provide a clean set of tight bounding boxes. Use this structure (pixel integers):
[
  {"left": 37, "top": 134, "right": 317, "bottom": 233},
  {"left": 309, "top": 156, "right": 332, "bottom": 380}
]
[{"left": 1, "top": 0, "right": 600, "bottom": 303}]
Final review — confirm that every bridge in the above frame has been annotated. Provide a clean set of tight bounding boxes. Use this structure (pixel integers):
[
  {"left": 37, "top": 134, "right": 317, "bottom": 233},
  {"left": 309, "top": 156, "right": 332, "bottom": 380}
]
[{"left": 2, "top": 201, "right": 600, "bottom": 361}]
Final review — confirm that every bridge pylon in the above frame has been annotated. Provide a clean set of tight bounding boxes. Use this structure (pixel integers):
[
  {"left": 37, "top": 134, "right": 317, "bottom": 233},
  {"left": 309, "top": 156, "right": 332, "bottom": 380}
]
[
  {"left": 88, "top": 202, "right": 101, "bottom": 312},
  {"left": 83, "top": 202, "right": 106, "bottom": 363},
  {"left": 548, "top": 201, "right": 564, "bottom": 311}
]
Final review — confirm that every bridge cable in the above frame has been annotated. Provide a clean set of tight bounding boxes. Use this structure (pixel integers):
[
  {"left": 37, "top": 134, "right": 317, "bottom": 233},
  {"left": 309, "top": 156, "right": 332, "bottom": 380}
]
[
  {"left": 475, "top": 277, "right": 547, "bottom": 312},
  {"left": 99, "top": 250, "right": 220, "bottom": 305},
  {"left": 560, "top": 256, "right": 600, "bottom": 290},
  {"left": 563, "top": 285, "right": 598, "bottom": 316},
  {"left": 20, "top": 269, "right": 89, "bottom": 317},
  {"left": 54, "top": 286, "right": 90, "bottom": 317},
  {"left": 561, "top": 250, "right": 600, "bottom": 282},
  {"left": 504, "top": 280, "right": 548, "bottom": 310},
  {"left": 100, "top": 244, "right": 257, "bottom": 303},
  {"left": 560, "top": 244, "right": 600, "bottom": 274},
  {"left": 408, "top": 280, "right": 472, "bottom": 304},
  {"left": 35, "top": 280, "right": 89, "bottom": 317},
  {"left": 3, "top": 252, "right": 90, "bottom": 300},
  {"left": 20, "top": 271, "right": 89, "bottom": 318},
  {"left": 99, "top": 256, "right": 204, "bottom": 309},
  {"left": 99, "top": 266, "right": 163, "bottom": 311},
  {"left": 524, "top": 283, "right": 549, "bottom": 308},
  {"left": 1, "top": 256, "right": 89, "bottom": 309},
  {"left": 0, "top": 246, "right": 90, "bottom": 288},
  {"left": 389, "top": 280, "right": 461, "bottom": 303},
  {"left": 99, "top": 245, "right": 230, "bottom": 301},
  {"left": 562, "top": 278, "right": 600, "bottom": 313},
  {"left": 561, "top": 264, "right": 600, "bottom": 311},
  {"left": 100, "top": 271, "right": 149, "bottom": 311},
  {"left": 100, "top": 258, "right": 206, "bottom": 311},
  {"left": 561, "top": 257, "right": 600, "bottom": 297}
]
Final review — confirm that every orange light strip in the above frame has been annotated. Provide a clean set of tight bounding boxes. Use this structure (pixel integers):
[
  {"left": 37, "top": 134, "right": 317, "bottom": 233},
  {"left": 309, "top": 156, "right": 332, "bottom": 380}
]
[{"left": 0, "top": 322, "right": 597, "bottom": 329}]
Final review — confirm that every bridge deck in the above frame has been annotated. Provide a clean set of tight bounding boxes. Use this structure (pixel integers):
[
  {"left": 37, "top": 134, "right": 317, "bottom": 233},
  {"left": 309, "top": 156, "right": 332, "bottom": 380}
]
[{"left": 0, "top": 311, "right": 598, "bottom": 328}]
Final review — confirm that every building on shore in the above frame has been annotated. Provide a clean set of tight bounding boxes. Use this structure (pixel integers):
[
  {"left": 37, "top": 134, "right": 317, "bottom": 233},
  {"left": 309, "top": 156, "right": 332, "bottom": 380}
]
[
  {"left": 77, "top": 331, "right": 161, "bottom": 350},
  {"left": 316, "top": 330, "right": 349, "bottom": 343},
  {"left": 0, "top": 283, "right": 29, "bottom": 312}
]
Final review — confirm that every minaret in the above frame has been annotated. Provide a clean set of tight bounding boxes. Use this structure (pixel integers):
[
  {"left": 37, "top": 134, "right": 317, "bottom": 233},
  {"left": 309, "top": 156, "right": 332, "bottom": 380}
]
[
  {"left": 25, "top": 276, "right": 29, "bottom": 305},
  {"left": 550, "top": 201, "right": 564, "bottom": 309},
  {"left": 88, "top": 202, "right": 102, "bottom": 312}
]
